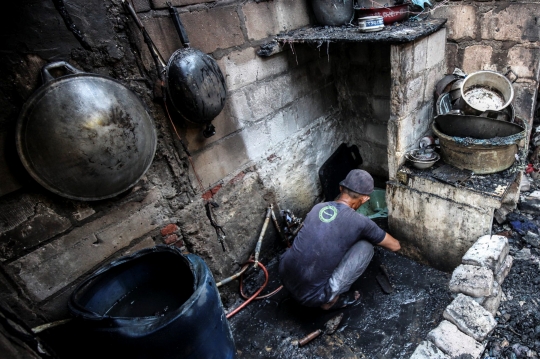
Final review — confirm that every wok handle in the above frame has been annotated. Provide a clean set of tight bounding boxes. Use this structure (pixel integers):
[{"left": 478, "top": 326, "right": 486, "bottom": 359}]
[
  {"left": 504, "top": 68, "right": 519, "bottom": 84},
  {"left": 167, "top": 2, "right": 190, "bottom": 48},
  {"left": 41, "top": 61, "right": 82, "bottom": 83}
]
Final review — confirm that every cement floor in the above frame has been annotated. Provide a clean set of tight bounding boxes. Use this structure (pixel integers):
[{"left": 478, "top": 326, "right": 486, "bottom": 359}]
[{"left": 228, "top": 247, "right": 452, "bottom": 359}]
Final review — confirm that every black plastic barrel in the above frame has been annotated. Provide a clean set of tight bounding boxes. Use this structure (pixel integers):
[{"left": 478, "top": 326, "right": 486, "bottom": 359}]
[{"left": 67, "top": 246, "right": 236, "bottom": 359}]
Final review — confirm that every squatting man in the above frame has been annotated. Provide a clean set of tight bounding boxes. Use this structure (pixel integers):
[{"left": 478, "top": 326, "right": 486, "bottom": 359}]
[{"left": 279, "top": 169, "right": 401, "bottom": 310}]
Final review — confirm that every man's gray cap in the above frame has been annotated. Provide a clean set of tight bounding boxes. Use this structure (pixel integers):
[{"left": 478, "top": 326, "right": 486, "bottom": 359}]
[{"left": 339, "top": 169, "right": 374, "bottom": 195}]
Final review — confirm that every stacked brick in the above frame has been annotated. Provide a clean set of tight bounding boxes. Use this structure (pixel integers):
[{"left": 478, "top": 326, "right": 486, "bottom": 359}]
[{"left": 410, "top": 235, "right": 513, "bottom": 359}]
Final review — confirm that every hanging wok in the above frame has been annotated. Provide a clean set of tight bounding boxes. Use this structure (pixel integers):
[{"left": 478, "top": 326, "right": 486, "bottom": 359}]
[
  {"left": 123, "top": 1, "right": 226, "bottom": 137},
  {"left": 16, "top": 61, "right": 157, "bottom": 201}
]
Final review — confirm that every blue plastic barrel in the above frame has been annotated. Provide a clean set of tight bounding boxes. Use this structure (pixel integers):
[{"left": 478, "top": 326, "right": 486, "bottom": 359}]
[{"left": 68, "top": 245, "right": 236, "bottom": 359}]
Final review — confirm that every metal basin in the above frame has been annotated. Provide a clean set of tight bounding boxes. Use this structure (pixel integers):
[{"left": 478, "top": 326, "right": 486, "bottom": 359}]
[{"left": 432, "top": 115, "right": 525, "bottom": 174}]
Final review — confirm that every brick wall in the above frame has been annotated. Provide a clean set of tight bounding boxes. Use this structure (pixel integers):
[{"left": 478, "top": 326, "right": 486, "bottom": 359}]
[{"left": 432, "top": 1, "right": 540, "bottom": 124}]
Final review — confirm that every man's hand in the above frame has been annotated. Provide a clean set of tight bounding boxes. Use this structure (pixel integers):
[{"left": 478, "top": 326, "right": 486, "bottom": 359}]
[{"left": 378, "top": 233, "right": 401, "bottom": 252}]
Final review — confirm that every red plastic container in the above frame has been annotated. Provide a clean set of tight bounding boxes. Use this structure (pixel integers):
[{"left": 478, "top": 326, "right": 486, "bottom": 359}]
[{"left": 354, "top": 4, "right": 409, "bottom": 25}]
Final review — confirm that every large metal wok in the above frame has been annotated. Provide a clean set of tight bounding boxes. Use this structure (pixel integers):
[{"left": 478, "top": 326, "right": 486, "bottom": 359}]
[{"left": 16, "top": 61, "right": 157, "bottom": 201}]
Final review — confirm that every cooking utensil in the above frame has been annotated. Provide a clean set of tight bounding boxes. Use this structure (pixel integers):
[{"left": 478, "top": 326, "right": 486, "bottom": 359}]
[
  {"left": 460, "top": 70, "right": 517, "bottom": 113},
  {"left": 166, "top": 3, "right": 226, "bottom": 136},
  {"left": 16, "top": 61, "right": 157, "bottom": 201},
  {"left": 123, "top": 1, "right": 226, "bottom": 138},
  {"left": 432, "top": 115, "right": 525, "bottom": 174},
  {"left": 357, "top": 16, "right": 384, "bottom": 32}
]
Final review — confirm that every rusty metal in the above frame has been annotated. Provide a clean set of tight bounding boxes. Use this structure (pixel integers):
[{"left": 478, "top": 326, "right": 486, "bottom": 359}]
[
  {"left": 324, "top": 313, "right": 344, "bottom": 335},
  {"left": 16, "top": 61, "right": 157, "bottom": 201},
  {"left": 298, "top": 329, "right": 323, "bottom": 347},
  {"left": 432, "top": 115, "right": 525, "bottom": 174}
]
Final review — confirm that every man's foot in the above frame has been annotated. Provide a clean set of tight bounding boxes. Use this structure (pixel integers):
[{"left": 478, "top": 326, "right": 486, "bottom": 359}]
[{"left": 320, "top": 290, "right": 361, "bottom": 310}]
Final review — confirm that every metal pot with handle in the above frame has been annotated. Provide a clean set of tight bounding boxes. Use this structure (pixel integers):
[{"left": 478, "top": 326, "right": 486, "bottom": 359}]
[
  {"left": 16, "top": 61, "right": 157, "bottom": 201},
  {"left": 123, "top": 1, "right": 227, "bottom": 138}
]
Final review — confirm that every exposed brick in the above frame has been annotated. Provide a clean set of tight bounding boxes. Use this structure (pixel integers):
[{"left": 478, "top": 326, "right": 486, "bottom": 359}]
[
  {"left": 173, "top": 239, "right": 185, "bottom": 248},
  {"left": 432, "top": 5, "right": 476, "bottom": 40},
  {"left": 480, "top": 5, "right": 540, "bottom": 42},
  {"left": 462, "top": 45, "right": 494, "bottom": 74},
  {"left": 161, "top": 223, "right": 179, "bottom": 236},
  {"left": 150, "top": 0, "right": 213, "bottom": 10},
  {"left": 410, "top": 341, "right": 451, "bottom": 359},
  {"left": 427, "top": 320, "right": 485, "bottom": 358},
  {"left": 506, "top": 46, "right": 540, "bottom": 80},
  {"left": 7, "top": 189, "right": 166, "bottom": 301},
  {"left": 462, "top": 234, "right": 509, "bottom": 273},
  {"left": 443, "top": 293, "right": 497, "bottom": 341},
  {"left": 202, "top": 184, "right": 223, "bottom": 200},
  {"left": 449, "top": 264, "right": 494, "bottom": 297},
  {"left": 179, "top": 7, "right": 244, "bottom": 54},
  {"left": 243, "top": 0, "right": 310, "bottom": 41},
  {"left": 164, "top": 233, "right": 179, "bottom": 244}
]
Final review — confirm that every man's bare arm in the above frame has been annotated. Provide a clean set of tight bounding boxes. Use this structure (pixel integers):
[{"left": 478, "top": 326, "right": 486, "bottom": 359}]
[{"left": 378, "top": 233, "right": 401, "bottom": 252}]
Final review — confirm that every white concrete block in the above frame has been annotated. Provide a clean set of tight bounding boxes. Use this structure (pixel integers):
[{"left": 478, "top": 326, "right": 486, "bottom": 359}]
[
  {"left": 483, "top": 283, "right": 503, "bottom": 316},
  {"left": 409, "top": 340, "right": 450, "bottom": 359},
  {"left": 495, "top": 255, "right": 513, "bottom": 284},
  {"left": 426, "top": 28, "right": 446, "bottom": 69},
  {"left": 427, "top": 320, "right": 486, "bottom": 358},
  {"left": 443, "top": 293, "right": 497, "bottom": 341},
  {"left": 449, "top": 264, "right": 494, "bottom": 297},
  {"left": 462, "top": 234, "right": 509, "bottom": 272}
]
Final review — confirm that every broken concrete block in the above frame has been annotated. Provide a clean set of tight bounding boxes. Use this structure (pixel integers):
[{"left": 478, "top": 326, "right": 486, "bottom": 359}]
[
  {"left": 495, "top": 255, "right": 513, "bottom": 284},
  {"left": 483, "top": 283, "right": 503, "bottom": 316},
  {"left": 427, "top": 320, "right": 485, "bottom": 358},
  {"left": 409, "top": 340, "right": 450, "bottom": 359},
  {"left": 462, "top": 234, "right": 509, "bottom": 272},
  {"left": 523, "top": 231, "right": 540, "bottom": 248},
  {"left": 443, "top": 293, "right": 497, "bottom": 341},
  {"left": 514, "top": 248, "right": 531, "bottom": 261},
  {"left": 449, "top": 264, "right": 494, "bottom": 297}
]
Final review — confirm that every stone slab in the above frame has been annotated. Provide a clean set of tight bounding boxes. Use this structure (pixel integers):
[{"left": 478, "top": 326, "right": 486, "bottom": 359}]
[
  {"left": 7, "top": 190, "right": 166, "bottom": 301},
  {"left": 462, "top": 234, "right": 509, "bottom": 273},
  {"left": 495, "top": 255, "right": 513, "bottom": 284},
  {"left": 427, "top": 320, "right": 485, "bottom": 358},
  {"left": 409, "top": 340, "right": 450, "bottom": 359},
  {"left": 449, "top": 264, "right": 494, "bottom": 297},
  {"left": 443, "top": 293, "right": 497, "bottom": 341}
]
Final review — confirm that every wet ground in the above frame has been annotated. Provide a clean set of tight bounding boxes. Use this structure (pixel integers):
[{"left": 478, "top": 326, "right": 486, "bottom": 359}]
[{"left": 227, "top": 246, "right": 451, "bottom": 359}]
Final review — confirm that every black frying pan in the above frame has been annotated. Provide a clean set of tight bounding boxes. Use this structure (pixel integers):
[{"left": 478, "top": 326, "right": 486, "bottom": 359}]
[{"left": 123, "top": 1, "right": 227, "bottom": 137}]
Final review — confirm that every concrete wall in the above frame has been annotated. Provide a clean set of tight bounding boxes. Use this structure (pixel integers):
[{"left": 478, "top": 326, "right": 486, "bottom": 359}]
[
  {"left": 432, "top": 1, "right": 540, "bottom": 124},
  {"left": 0, "top": 0, "right": 341, "bottom": 329}
]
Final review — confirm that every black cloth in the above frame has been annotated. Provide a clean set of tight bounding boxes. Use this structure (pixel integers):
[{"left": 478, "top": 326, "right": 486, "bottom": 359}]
[{"left": 278, "top": 201, "right": 385, "bottom": 307}]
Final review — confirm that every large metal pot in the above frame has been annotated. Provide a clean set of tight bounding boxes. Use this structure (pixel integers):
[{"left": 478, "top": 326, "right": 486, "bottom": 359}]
[
  {"left": 432, "top": 114, "right": 525, "bottom": 174},
  {"left": 16, "top": 62, "right": 157, "bottom": 201}
]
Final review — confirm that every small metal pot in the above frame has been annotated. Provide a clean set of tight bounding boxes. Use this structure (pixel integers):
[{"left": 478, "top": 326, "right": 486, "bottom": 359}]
[
  {"left": 460, "top": 70, "right": 517, "bottom": 113},
  {"left": 312, "top": 0, "right": 354, "bottom": 26}
]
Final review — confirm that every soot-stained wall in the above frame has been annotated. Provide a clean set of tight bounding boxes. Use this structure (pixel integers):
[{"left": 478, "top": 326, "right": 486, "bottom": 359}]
[{"left": 0, "top": 0, "right": 345, "bottom": 333}]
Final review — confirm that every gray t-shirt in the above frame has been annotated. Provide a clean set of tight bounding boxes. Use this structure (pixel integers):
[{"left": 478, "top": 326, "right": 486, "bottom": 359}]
[{"left": 278, "top": 201, "right": 386, "bottom": 307}]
